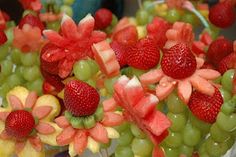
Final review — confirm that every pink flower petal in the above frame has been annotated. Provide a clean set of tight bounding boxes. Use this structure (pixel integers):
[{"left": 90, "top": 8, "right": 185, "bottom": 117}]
[
  {"left": 156, "top": 79, "right": 175, "bottom": 100},
  {"left": 43, "top": 30, "right": 69, "bottom": 47},
  {"left": 0, "top": 111, "right": 9, "bottom": 121},
  {"left": 25, "top": 91, "right": 38, "bottom": 109},
  {"left": 15, "top": 141, "right": 26, "bottom": 154},
  {"left": 103, "top": 98, "right": 117, "bottom": 112},
  {"left": 89, "top": 123, "right": 109, "bottom": 144},
  {"left": 177, "top": 80, "right": 192, "bottom": 104},
  {"left": 35, "top": 122, "right": 55, "bottom": 135},
  {"left": 190, "top": 75, "right": 215, "bottom": 96},
  {"left": 77, "top": 14, "right": 95, "bottom": 39},
  {"left": 90, "top": 31, "right": 107, "bottom": 43},
  {"left": 8, "top": 95, "right": 24, "bottom": 110},
  {"left": 55, "top": 116, "right": 70, "bottom": 129},
  {"left": 32, "top": 106, "right": 52, "bottom": 120},
  {"left": 61, "top": 14, "right": 79, "bottom": 40},
  {"left": 29, "top": 136, "right": 42, "bottom": 152},
  {"left": 101, "top": 112, "right": 124, "bottom": 127},
  {"left": 196, "top": 57, "right": 205, "bottom": 68},
  {"left": 140, "top": 69, "right": 164, "bottom": 85},
  {"left": 0, "top": 130, "right": 11, "bottom": 140},
  {"left": 196, "top": 69, "right": 221, "bottom": 80},
  {"left": 74, "top": 130, "right": 88, "bottom": 155},
  {"left": 56, "top": 126, "right": 76, "bottom": 146}
]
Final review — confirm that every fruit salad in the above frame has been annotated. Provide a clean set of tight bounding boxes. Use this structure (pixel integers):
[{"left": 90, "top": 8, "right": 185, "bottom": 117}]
[{"left": 0, "top": 0, "right": 236, "bottom": 157}]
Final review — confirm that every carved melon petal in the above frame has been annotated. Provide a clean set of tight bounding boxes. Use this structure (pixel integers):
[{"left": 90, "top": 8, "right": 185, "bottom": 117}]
[
  {"left": 0, "top": 139, "right": 15, "bottom": 157},
  {"left": 18, "top": 140, "right": 45, "bottom": 157}
]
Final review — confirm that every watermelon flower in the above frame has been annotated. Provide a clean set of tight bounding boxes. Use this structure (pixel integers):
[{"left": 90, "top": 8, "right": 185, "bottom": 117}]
[
  {"left": 54, "top": 98, "right": 123, "bottom": 156},
  {"left": 39, "top": 12, "right": 62, "bottom": 22},
  {"left": 42, "top": 14, "right": 106, "bottom": 78},
  {"left": 0, "top": 86, "right": 61, "bottom": 157},
  {"left": 18, "top": 0, "right": 42, "bottom": 12},
  {"left": 0, "top": 11, "right": 6, "bottom": 31}
]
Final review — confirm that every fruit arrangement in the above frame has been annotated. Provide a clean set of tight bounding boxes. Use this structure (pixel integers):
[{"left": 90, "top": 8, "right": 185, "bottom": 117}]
[{"left": 0, "top": 0, "right": 236, "bottom": 157}]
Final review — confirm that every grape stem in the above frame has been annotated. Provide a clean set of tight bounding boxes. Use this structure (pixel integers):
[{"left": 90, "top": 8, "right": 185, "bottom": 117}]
[
  {"left": 137, "top": 0, "right": 143, "bottom": 9},
  {"left": 182, "top": 1, "right": 210, "bottom": 29}
]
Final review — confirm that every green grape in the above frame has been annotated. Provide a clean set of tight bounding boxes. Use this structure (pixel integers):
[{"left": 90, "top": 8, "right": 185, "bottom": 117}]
[
  {"left": 130, "top": 123, "right": 146, "bottom": 138},
  {"left": 167, "top": 113, "right": 187, "bottom": 132},
  {"left": 206, "top": 138, "right": 228, "bottom": 157},
  {"left": 189, "top": 113, "right": 211, "bottom": 134},
  {"left": 156, "top": 101, "right": 165, "bottom": 111},
  {"left": 23, "top": 66, "right": 41, "bottom": 82},
  {"left": 181, "top": 13, "right": 197, "bottom": 26},
  {"left": 199, "top": 153, "right": 211, "bottom": 157},
  {"left": 85, "top": 79, "right": 96, "bottom": 88},
  {"left": 131, "top": 138, "right": 153, "bottom": 156},
  {"left": 216, "top": 112, "right": 236, "bottom": 132},
  {"left": 136, "top": 9, "right": 149, "bottom": 25},
  {"left": 0, "top": 74, "right": 6, "bottom": 84},
  {"left": 100, "top": 140, "right": 111, "bottom": 149},
  {"left": 166, "top": 92, "right": 186, "bottom": 113},
  {"left": 219, "top": 87, "right": 232, "bottom": 102},
  {"left": 87, "top": 59, "right": 99, "bottom": 76},
  {"left": 10, "top": 48, "right": 22, "bottom": 65},
  {"left": 60, "top": 5, "right": 73, "bottom": 17},
  {"left": 166, "top": 9, "right": 181, "bottom": 23},
  {"left": 63, "top": 0, "right": 75, "bottom": 5},
  {"left": 225, "top": 136, "right": 234, "bottom": 148},
  {"left": 131, "top": 67, "right": 146, "bottom": 77},
  {"left": 114, "top": 122, "right": 130, "bottom": 132},
  {"left": 210, "top": 123, "right": 230, "bottom": 143},
  {"left": 6, "top": 21, "right": 16, "bottom": 28},
  {"left": 104, "top": 76, "right": 119, "bottom": 94},
  {"left": 1, "top": 60, "right": 13, "bottom": 76},
  {"left": 0, "top": 83, "right": 10, "bottom": 98},
  {"left": 143, "top": 1, "right": 156, "bottom": 14},
  {"left": 47, "top": 21, "right": 60, "bottom": 31},
  {"left": 164, "top": 132, "right": 182, "bottom": 148},
  {"left": 14, "top": 66, "right": 25, "bottom": 78},
  {"left": 163, "top": 147, "right": 180, "bottom": 157},
  {"left": 221, "top": 69, "right": 234, "bottom": 92},
  {"left": 6, "top": 74, "right": 23, "bottom": 89},
  {"left": 20, "top": 52, "right": 38, "bottom": 66},
  {"left": 117, "top": 128, "right": 134, "bottom": 146},
  {"left": 0, "top": 44, "right": 9, "bottom": 61},
  {"left": 22, "top": 10, "right": 37, "bottom": 17},
  {"left": 111, "top": 14, "right": 118, "bottom": 26},
  {"left": 221, "top": 96, "right": 236, "bottom": 115},
  {"left": 28, "top": 79, "right": 43, "bottom": 95},
  {"left": 115, "top": 146, "right": 134, "bottom": 157},
  {"left": 199, "top": 142, "right": 207, "bottom": 155},
  {"left": 73, "top": 60, "right": 92, "bottom": 81},
  {"left": 180, "top": 145, "right": 194, "bottom": 157},
  {"left": 183, "top": 123, "right": 201, "bottom": 147}
]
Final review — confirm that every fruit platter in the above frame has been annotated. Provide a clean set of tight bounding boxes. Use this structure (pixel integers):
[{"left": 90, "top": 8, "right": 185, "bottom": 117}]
[{"left": 0, "top": 0, "right": 236, "bottom": 157}]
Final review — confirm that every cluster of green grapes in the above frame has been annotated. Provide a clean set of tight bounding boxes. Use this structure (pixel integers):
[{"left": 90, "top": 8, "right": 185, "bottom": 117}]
[
  {"left": 113, "top": 122, "right": 154, "bottom": 157},
  {"left": 0, "top": 38, "right": 43, "bottom": 107}
]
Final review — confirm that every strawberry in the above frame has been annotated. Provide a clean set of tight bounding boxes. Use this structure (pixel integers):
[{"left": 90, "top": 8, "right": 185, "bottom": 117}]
[
  {"left": 0, "top": 31, "right": 7, "bottom": 46},
  {"left": 94, "top": 8, "right": 113, "bottom": 29},
  {"left": 207, "top": 38, "right": 233, "bottom": 66},
  {"left": 5, "top": 110, "right": 35, "bottom": 139},
  {"left": 188, "top": 87, "right": 223, "bottom": 123},
  {"left": 112, "top": 25, "right": 138, "bottom": 46},
  {"left": 64, "top": 80, "right": 100, "bottom": 116},
  {"left": 110, "top": 41, "right": 127, "bottom": 68},
  {"left": 161, "top": 43, "right": 197, "bottom": 79},
  {"left": 209, "top": 0, "right": 236, "bottom": 28},
  {"left": 19, "top": 14, "right": 45, "bottom": 32},
  {"left": 126, "top": 37, "right": 160, "bottom": 70},
  {"left": 218, "top": 52, "right": 236, "bottom": 74}
]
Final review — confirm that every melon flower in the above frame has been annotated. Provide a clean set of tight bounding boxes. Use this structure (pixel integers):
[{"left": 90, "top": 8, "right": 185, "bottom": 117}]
[
  {"left": 13, "top": 24, "right": 45, "bottom": 52},
  {"left": 0, "top": 86, "right": 61, "bottom": 157},
  {"left": 140, "top": 43, "right": 221, "bottom": 104},
  {"left": 54, "top": 97, "right": 123, "bottom": 157},
  {"left": 42, "top": 14, "right": 106, "bottom": 78}
]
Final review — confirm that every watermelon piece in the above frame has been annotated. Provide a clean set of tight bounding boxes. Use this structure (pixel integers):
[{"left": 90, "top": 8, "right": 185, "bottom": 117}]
[
  {"left": 199, "top": 31, "right": 212, "bottom": 45},
  {"left": 152, "top": 146, "right": 165, "bottom": 157},
  {"left": 192, "top": 41, "right": 206, "bottom": 55}
]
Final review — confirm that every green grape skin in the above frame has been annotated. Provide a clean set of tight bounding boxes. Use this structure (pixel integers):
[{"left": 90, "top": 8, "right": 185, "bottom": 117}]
[
  {"left": 23, "top": 66, "right": 41, "bottom": 82},
  {"left": 47, "top": 21, "right": 60, "bottom": 31},
  {"left": 166, "top": 9, "right": 181, "bottom": 23},
  {"left": 10, "top": 48, "right": 22, "bottom": 65},
  {"left": 26, "top": 79, "right": 43, "bottom": 95},
  {"left": 189, "top": 113, "right": 211, "bottom": 134},
  {"left": 87, "top": 59, "right": 99, "bottom": 76},
  {"left": 5, "top": 28, "right": 14, "bottom": 44},
  {"left": 14, "top": 66, "right": 25, "bottom": 78},
  {"left": 104, "top": 76, "right": 119, "bottom": 94},
  {"left": 143, "top": 0, "right": 156, "bottom": 14},
  {"left": 183, "top": 123, "right": 201, "bottom": 147},
  {"left": 180, "top": 145, "right": 194, "bottom": 157},
  {"left": 167, "top": 113, "right": 187, "bottom": 132},
  {"left": 130, "top": 123, "right": 146, "bottom": 138},
  {"left": 216, "top": 112, "right": 236, "bottom": 132},
  {"left": 117, "top": 128, "right": 134, "bottom": 146},
  {"left": 114, "top": 122, "right": 130, "bottom": 133},
  {"left": 111, "top": 14, "right": 118, "bottom": 26},
  {"left": 6, "top": 74, "right": 23, "bottom": 89},
  {"left": 164, "top": 132, "right": 182, "bottom": 148},
  {"left": 0, "top": 83, "right": 10, "bottom": 98},
  {"left": 73, "top": 60, "right": 92, "bottom": 81},
  {"left": 0, "top": 44, "right": 9, "bottom": 61},
  {"left": 60, "top": 5, "right": 73, "bottom": 17},
  {"left": 136, "top": 9, "right": 149, "bottom": 25},
  {"left": 163, "top": 147, "right": 180, "bottom": 157},
  {"left": 210, "top": 123, "right": 230, "bottom": 143},
  {"left": 131, "top": 67, "right": 146, "bottom": 77},
  {"left": 0, "top": 74, "right": 6, "bottom": 84},
  {"left": 20, "top": 52, "right": 38, "bottom": 66},
  {"left": 166, "top": 92, "right": 186, "bottom": 113},
  {"left": 221, "top": 69, "right": 234, "bottom": 92},
  {"left": 131, "top": 138, "right": 153, "bottom": 157},
  {"left": 1, "top": 60, "right": 13, "bottom": 76},
  {"left": 85, "top": 79, "right": 96, "bottom": 88},
  {"left": 115, "top": 146, "right": 134, "bottom": 157},
  {"left": 225, "top": 136, "right": 234, "bottom": 148},
  {"left": 181, "top": 12, "right": 197, "bottom": 26},
  {"left": 219, "top": 87, "right": 232, "bottom": 102},
  {"left": 206, "top": 137, "right": 229, "bottom": 157}
]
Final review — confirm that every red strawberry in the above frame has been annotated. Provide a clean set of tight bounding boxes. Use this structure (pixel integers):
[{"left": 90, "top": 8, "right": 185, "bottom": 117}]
[
  {"left": 218, "top": 52, "right": 236, "bottom": 74},
  {"left": 0, "top": 31, "right": 7, "bottom": 46},
  {"left": 94, "top": 8, "right": 113, "bottom": 29},
  {"left": 188, "top": 87, "right": 223, "bottom": 123},
  {"left": 5, "top": 110, "right": 35, "bottom": 139},
  {"left": 207, "top": 38, "right": 233, "bottom": 66},
  {"left": 126, "top": 38, "right": 160, "bottom": 70},
  {"left": 209, "top": 0, "right": 236, "bottom": 28},
  {"left": 110, "top": 41, "right": 127, "bottom": 68},
  {"left": 112, "top": 25, "right": 138, "bottom": 46},
  {"left": 19, "top": 14, "right": 44, "bottom": 32},
  {"left": 161, "top": 43, "right": 197, "bottom": 79},
  {"left": 64, "top": 80, "right": 100, "bottom": 116}
]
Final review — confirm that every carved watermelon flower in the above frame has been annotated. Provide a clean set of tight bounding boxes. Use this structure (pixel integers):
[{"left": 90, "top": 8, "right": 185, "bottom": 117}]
[
  {"left": 41, "top": 14, "right": 106, "bottom": 78},
  {"left": 19, "top": 0, "right": 42, "bottom": 12},
  {"left": 0, "top": 86, "right": 61, "bottom": 157}
]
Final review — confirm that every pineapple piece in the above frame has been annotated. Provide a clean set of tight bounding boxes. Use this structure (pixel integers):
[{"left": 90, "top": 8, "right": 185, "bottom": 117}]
[
  {"left": 18, "top": 140, "right": 45, "bottom": 157},
  {"left": 0, "top": 139, "right": 15, "bottom": 157},
  {"left": 69, "top": 142, "right": 77, "bottom": 157},
  {"left": 87, "top": 137, "right": 100, "bottom": 153}
]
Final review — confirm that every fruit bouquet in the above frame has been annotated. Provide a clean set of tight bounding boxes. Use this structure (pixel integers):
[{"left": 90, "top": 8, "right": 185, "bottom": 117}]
[{"left": 0, "top": 0, "right": 236, "bottom": 157}]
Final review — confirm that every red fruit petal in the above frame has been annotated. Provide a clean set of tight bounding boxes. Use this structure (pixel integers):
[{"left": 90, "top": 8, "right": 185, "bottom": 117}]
[
  {"left": 140, "top": 69, "right": 164, "bottom": 85},
  {"left": 8, "top": 95, "right": 24, "bottom": 110},
  {"left": 152, "top": 146, "right": 165, "bottom": 157},
  {"left": 89, "top": 123, "right": 109, "bottom": 143},
  {"left": 25, "top": 91, "right": 38, "bottom": 108},
  {"left": 32, "top": 106, "right": 52, "bottom": 119},
  {"left": 78, "top": 14, "right": 95, "bottom": 39},
  {"left": 101, "top": 112, "right": 124, "bottom": 127},
  {"left": 15, "top": 141, "right": 26, "bottom": 154},
  {"left": 102, "top": 98, "right": 117, "bottom": 112},
  {"left": 90, "top": 31, "right": 107, "bottom": 43},
  {"left": 55, "top": 116, "right": 70, "bottom": 129},
  {"left": 112, "top": 17, "right": 132, "bottom": 35},
  {"left": 177, "top": 80, "right": 192, "bottom": 104},
  {"left": 36, "top": 122, "right": 55, "bottom": 135},
  {"left": 0, "top": 130, "right": 11, "bottom": 140},
  {"left": 74, "top": 131, "right": 88, "bottom": 155},
  {"left": 58, "top": 58, "right": 74, "bottom": 78},
  {"left": 43, "top": 30, "right": 69, "bottom": 48},
  {"left": 42, "top": 47, "right": 66, "bottom": 62},
  {"left": 196, "top": 69, "right": 221, "bottom": 80},
  {"left": 57, "top": 126, "right": 76, "bottom": 146},
  {"left": 156, "top": 80, "right": 175, "bottom": 101},
  {"left": 196, "top": 57, "right": 205, "bottom": 68},
  {"left": 29, "top": 136, "right": 42, "bottom": 152},
  {"left": 61, "top": 14, "right": 79, "bottom": 40},
  {"left": 0, "top": 111, "right": 10, "bottom": 121}
]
